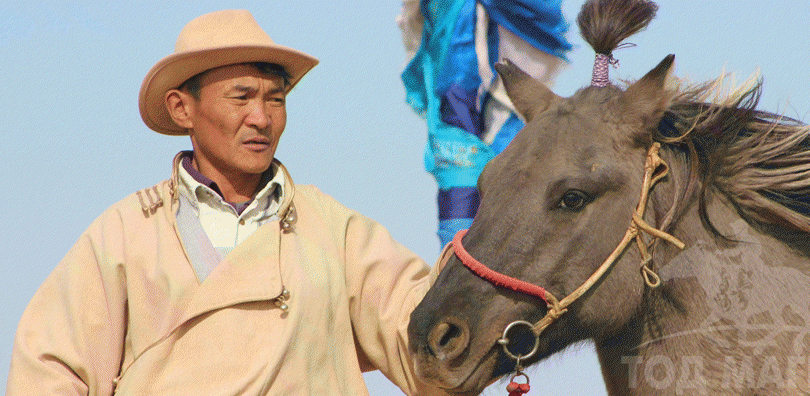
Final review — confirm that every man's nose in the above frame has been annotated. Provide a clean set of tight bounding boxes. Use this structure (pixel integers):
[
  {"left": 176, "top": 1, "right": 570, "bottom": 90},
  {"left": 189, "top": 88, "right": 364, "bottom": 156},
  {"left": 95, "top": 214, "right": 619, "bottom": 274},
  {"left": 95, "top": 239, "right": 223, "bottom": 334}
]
[{"left": 245, "top": 101, "right": 271, "bottom": 130}]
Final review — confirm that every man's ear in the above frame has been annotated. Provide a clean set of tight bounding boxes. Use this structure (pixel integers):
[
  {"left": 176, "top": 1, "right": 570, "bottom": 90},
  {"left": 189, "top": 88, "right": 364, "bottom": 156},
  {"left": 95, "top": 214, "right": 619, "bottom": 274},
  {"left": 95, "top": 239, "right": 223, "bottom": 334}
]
[{"left": 165, "top": 89, "right": 195, "bottom": 130}]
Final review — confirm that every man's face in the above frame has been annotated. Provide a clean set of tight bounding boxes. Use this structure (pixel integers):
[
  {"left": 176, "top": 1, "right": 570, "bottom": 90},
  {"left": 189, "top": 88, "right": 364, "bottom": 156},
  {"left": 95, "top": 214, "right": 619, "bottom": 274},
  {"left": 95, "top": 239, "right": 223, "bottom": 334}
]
[{"left": 186, "top": 64, "right": 287, "bottom": 178}]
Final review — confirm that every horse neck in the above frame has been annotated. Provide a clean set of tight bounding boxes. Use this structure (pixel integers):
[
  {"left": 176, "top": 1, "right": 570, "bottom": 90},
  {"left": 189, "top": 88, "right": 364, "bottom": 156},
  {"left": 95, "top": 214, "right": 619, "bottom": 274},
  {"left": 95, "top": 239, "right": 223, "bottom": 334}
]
[{"left": 596, "top": 150, "right": 810, "bottom": 395}]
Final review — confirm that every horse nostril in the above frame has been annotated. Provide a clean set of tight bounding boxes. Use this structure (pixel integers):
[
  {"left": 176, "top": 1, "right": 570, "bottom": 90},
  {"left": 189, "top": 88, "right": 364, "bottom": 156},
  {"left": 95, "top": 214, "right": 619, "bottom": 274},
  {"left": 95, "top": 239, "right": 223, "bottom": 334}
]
[
  {"left": 439, "top": 323, "right": 460, "bottom": 347},
  {"left": 428, "top": 320, "right": 470, "bottom": 361}
]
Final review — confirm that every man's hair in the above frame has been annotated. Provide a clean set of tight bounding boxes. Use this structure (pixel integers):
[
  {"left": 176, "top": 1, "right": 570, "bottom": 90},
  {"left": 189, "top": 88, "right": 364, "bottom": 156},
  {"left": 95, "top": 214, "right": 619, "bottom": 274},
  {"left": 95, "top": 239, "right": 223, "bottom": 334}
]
[{"left": 179, "top": 62, "right": 291, "bottom": 99}]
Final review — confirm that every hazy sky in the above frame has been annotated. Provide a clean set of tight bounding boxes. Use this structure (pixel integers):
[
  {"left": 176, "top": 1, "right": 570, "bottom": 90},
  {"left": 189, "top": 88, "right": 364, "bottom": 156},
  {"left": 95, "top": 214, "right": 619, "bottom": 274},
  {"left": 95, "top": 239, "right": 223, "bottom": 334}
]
[{"left": 1, "top": 1, "right": 808, "bottom": 394}]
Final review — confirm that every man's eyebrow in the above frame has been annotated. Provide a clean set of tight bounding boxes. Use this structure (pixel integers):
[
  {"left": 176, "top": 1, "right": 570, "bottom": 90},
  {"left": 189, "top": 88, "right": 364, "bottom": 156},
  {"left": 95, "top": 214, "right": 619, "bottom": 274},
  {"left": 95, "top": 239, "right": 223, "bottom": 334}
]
[
  {"left": 231, "top": 84, "right": 257, "bottom": 93},
  {"left": 230, "top": 84, "right": 285, "bottom": 94}
]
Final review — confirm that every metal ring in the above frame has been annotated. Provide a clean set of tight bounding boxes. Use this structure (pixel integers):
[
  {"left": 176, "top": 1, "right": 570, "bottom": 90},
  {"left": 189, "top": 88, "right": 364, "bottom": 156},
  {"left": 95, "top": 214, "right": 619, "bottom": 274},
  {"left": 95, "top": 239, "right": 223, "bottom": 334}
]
[{"left": 496, "top": 320, "right": 540, "bottom": 361}]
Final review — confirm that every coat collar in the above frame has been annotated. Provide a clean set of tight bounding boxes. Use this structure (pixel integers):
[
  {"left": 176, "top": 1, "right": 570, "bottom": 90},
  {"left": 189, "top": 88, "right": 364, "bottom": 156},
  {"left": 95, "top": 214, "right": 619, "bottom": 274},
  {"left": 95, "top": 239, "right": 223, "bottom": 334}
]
[{"left": 166, "top": 152, "right": 296, "bottom": 222}]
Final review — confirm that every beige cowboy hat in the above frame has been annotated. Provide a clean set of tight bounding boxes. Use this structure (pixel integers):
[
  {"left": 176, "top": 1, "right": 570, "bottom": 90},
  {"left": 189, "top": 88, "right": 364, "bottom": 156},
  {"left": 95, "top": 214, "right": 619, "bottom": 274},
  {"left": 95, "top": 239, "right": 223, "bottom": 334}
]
[{"left": 139, "top": 9, "right": 319, "bottom": 135}]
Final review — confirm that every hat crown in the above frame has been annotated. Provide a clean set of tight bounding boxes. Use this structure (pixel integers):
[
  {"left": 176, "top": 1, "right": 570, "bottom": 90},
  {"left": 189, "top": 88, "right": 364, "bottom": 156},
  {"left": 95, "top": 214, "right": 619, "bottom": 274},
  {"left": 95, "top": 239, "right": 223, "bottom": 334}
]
[{"left": 175, "top": 10, "right": 274, "bottom": 53}]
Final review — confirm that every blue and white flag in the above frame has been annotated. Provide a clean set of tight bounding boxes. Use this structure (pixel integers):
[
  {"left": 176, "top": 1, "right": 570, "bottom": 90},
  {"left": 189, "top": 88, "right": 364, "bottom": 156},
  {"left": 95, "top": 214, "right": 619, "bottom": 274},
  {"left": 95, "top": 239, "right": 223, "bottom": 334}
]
[{"left": 399, "top": 0, "right": 572, "bottom": 246}]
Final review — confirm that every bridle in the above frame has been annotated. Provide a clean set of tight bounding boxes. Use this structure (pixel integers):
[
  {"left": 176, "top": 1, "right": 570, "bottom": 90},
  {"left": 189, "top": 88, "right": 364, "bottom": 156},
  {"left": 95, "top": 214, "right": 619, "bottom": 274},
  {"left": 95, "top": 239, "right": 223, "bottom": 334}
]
[{"left": 451, "top": 142, "right": 686, "bottom": 363}]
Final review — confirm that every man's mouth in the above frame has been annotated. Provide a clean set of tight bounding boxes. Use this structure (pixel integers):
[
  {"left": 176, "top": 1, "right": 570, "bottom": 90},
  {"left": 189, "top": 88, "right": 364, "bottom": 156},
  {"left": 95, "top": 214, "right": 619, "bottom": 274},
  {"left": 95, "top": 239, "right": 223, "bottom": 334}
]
[{"left": 243, "top": 137, "right": 272, "bottom": 151}]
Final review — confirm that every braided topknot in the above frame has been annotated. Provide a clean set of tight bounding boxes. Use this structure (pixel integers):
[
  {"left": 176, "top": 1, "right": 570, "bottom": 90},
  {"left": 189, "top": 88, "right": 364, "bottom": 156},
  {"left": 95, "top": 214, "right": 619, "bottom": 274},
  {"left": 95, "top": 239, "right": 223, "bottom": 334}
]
[
  {"left": 578, "top": 0, "right": 657, "bottom": 86},
  {"left": 577, "top": 0, "right": 657, "bottom": 55}
]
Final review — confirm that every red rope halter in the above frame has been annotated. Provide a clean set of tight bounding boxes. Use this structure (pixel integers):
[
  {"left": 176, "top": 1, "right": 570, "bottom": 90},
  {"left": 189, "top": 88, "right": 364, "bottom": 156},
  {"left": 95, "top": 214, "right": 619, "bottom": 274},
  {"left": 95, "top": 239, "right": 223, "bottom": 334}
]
[{"left": 452, "top": 230, "right": 548, "bottom": 303}]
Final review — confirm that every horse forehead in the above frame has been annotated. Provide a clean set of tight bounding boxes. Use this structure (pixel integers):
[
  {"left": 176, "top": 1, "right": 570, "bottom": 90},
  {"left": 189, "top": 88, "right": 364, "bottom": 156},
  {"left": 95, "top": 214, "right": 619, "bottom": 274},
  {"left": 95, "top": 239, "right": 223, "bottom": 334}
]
[
  {"left": 529, "top": 112, "right": 622, "bottom": 161},
  {"left": 536, "top": 97, "right": 624, "bottom": 143},
  {"left": 488, "top": 94, "right": 631, "bottom": 180}
]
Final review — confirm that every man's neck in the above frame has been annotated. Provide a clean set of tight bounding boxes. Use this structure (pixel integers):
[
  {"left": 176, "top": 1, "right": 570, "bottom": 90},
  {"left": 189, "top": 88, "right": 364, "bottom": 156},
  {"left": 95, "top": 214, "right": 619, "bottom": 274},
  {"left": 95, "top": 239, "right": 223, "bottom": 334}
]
[{"left": 191, "top": 156, "right": 261, "bottom": 203}]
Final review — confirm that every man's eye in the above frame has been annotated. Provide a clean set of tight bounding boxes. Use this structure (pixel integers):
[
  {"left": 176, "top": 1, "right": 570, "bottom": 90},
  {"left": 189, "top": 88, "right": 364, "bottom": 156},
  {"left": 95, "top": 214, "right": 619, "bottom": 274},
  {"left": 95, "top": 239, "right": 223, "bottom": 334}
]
[{"left": 558, "top": 190, "right": 591, "bottom": 210}]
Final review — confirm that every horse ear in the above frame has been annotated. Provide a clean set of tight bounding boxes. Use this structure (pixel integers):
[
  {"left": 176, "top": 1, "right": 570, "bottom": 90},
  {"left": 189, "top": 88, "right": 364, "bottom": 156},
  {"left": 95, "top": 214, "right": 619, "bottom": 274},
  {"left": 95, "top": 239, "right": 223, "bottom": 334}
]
[
  {"left": 494, "top": 59, "right": 560, "bottom": 122},
  {"left": 622, "top": 54, "right": 676, "bottom": 128}
]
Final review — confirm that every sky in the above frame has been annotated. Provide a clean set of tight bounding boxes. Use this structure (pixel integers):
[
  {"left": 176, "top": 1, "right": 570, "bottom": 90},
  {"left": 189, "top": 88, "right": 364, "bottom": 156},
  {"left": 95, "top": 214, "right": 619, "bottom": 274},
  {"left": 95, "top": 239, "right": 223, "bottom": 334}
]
[{"left": 1, "top": 1, "right": 808, "bottom": 394}]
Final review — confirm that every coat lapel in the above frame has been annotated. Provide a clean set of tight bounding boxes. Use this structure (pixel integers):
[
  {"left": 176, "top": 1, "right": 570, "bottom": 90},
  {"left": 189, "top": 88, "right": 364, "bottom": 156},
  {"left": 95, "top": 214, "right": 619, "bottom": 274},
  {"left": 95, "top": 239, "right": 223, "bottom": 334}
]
[{"left": 175, "top": 219, "right": 285, "bottom": 326}]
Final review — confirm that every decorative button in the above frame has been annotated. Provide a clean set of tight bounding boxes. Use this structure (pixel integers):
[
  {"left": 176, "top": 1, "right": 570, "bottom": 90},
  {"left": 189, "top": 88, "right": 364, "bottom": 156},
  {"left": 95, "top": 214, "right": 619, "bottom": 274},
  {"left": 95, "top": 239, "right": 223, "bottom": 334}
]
[
  {"left": 274, "top": 287, "right": 291, "bottom": 312},
  {"left": 280, "top": 204, "right": 297, "bottom": 232}
]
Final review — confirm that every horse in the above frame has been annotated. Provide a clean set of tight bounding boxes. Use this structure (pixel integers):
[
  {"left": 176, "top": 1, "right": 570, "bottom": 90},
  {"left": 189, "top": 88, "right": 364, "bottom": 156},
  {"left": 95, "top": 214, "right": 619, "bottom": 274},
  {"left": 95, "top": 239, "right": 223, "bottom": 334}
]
[{"left": 407, "top": 0, "right": 810, "bottom": 394}]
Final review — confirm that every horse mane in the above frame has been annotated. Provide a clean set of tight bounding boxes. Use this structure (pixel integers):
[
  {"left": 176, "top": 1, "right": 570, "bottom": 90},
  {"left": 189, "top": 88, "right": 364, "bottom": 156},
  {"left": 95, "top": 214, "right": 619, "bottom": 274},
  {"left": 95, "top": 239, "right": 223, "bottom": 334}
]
[
  {"left": 653, "top": 75, "right": 810, "bottom": 235},
  {"left": 576, "top": 0, "right": 810, "bottom": 236}
]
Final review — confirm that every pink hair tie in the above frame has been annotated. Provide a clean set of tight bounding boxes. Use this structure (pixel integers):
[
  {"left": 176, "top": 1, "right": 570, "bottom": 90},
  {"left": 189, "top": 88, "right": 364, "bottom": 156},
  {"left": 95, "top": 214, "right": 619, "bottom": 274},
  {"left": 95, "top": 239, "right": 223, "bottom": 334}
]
[
  {"left": 590, "top": 43, "right": 636, "bottom": 87},
  {"left": 591, "top": 53, "right": 612, "bottom": 87}
]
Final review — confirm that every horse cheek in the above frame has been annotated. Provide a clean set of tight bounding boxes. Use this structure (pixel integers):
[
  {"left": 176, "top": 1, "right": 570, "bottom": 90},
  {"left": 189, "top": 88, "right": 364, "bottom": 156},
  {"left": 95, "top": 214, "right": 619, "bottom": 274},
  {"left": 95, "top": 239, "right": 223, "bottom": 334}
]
[{"left": 579, "top": 254, "right": 647, "bottom": 336}]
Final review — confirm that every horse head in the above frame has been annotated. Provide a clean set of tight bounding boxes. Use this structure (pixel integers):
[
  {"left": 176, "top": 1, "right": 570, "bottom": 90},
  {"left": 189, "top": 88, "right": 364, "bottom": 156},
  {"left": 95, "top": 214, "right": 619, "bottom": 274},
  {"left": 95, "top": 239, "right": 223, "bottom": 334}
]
[{"left": 408, "top": 55, "right": 681, "bottom": 393}]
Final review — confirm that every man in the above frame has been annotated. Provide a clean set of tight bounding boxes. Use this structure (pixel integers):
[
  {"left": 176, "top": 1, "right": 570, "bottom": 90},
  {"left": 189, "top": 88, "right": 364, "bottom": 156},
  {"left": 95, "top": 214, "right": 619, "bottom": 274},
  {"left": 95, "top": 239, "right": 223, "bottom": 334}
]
[{"left": 7, "top": 10, "right": 447, "bottom": 395}]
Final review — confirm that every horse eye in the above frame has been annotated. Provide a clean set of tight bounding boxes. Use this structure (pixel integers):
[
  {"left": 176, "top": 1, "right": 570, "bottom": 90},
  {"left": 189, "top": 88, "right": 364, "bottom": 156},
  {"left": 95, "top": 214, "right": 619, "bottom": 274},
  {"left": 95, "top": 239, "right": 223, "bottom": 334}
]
[{"left": 559, "top": 190, "right": 591, "bottom": 210}]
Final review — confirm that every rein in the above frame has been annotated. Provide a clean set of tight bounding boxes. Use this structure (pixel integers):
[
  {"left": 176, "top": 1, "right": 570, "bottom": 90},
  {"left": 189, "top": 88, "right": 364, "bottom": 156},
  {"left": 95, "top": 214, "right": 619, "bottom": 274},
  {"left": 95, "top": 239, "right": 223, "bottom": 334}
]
[{"left": 451, "top": 143, "right": 686, "bottom": 361}]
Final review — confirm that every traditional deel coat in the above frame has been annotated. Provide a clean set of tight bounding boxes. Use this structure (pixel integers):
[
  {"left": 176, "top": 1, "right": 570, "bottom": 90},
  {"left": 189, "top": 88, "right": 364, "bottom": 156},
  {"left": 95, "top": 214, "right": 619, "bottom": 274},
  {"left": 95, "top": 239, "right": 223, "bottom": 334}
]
[{"left": 7, "top": 154, "right": 449, "bottom": 395}]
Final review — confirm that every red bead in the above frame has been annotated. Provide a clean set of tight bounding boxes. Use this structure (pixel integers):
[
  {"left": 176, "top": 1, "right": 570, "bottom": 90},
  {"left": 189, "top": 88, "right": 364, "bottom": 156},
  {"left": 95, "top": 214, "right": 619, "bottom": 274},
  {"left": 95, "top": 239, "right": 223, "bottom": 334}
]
[{"left": 506, "top": 381, "right": 530, "bottom": 394}]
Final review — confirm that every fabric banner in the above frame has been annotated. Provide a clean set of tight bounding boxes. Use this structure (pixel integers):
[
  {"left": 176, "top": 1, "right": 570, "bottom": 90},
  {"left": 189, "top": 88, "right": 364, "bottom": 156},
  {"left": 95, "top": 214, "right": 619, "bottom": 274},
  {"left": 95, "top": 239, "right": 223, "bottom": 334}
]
[{"left": 399, "top": 0, "right": 572, "bottom": 246}]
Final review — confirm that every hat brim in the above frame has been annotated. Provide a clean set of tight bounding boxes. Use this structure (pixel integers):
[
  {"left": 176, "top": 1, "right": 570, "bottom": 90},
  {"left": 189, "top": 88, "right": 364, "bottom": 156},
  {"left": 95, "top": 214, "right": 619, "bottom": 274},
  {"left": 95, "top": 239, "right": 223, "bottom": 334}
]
[{"left": 140, "top": 45, "right": 318, "bottom": 135}]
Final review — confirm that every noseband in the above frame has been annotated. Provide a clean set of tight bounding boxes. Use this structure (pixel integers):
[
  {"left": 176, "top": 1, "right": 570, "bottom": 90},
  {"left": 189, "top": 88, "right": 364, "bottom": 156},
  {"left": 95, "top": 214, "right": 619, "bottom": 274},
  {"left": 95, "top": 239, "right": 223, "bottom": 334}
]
[{"left": 451, "top": 143, "right": 686, "bottom": 362}]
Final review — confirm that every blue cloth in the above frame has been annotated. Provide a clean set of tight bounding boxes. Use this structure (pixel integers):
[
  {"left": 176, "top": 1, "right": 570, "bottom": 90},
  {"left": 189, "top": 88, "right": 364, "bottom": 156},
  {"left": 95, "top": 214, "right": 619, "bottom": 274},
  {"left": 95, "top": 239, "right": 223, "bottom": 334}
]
[
  {"left": 438, "top": 218, "right": 475, "bottom": 247},
  {"left": 440, "top": 84, "right": 483, "bottom": 138},
  {"left": 479, "top": 0, "right": 572, "bottom": 60},
  {"left": 424, "top": 122, "right": 494, "bottom": 189},
  {"left": 438, "top": 187, "right": 480, "bottom": 220},
  {"left": 402, "top": 0, "right": 571, "bottom": 246},
  {"left": 489, "top": 113, "right": 524, "bottom": 154}
]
